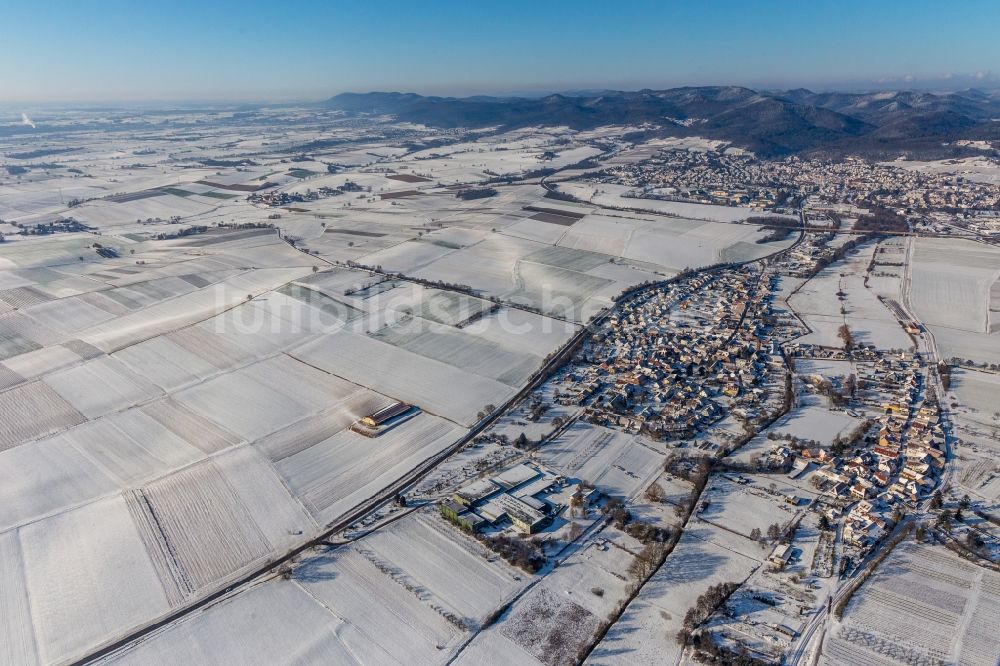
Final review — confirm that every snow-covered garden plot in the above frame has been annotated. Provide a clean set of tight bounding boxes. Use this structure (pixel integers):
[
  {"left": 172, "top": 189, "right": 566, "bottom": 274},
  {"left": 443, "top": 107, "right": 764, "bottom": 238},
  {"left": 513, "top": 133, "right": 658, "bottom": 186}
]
[
  {"left": 19, "top": 495, "right": 171, "bottom": 665},
  {"left": 97, "top": 581, "right": 357, "bottom": 665},
  {"left": 697, "top": 478, "right": 798, "bottom": 541},
  {"left": 587, "top": 526, "right": 760, "bottom": 665},
  {"left": 767, "top": 400, "right": 861, "bottom": 447},
  {"left": 0, "top": 380, "right": 87, "bottom": 451},
  {"left": 295, "top": 548, "right": 467, "bottom": 664},
  {"left": 468, "top": 528, "right": 639, "bottom": 666},
  {"left": 499, "top": 586, "right": 601, "bottom": 666},
  {"left": 276, "top": 413, "right": 463, "bottom": 524},
  {"left": 291, "top": 330, "right": 513, "bottom": 426},
  {"left": 370, "top": 315, "right": 543, "bottom": 386},
  {"left": 538, "top": 423, "right": 663, "bottom": 498},
  {"left": 360, "top": 511, "right": 526, "bottom": 626},
  {"left": 910, "top": 238, "right": 1000, "bottom": 334},
  {"left": 827, "top": 542, "right": 1000, "bottom": 666}
]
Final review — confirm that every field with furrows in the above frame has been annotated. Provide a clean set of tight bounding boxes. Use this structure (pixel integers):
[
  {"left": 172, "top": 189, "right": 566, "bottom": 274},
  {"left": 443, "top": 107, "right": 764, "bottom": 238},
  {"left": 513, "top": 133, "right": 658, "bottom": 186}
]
[
  {"left": 828, "top": 543, "right": 999, "bottom": 666},
  {"left": 128, "top": 461, "right": 272, "bottom": 591},
  {"left": 0, "top": 380, "right": 86, "bottom": 450}
]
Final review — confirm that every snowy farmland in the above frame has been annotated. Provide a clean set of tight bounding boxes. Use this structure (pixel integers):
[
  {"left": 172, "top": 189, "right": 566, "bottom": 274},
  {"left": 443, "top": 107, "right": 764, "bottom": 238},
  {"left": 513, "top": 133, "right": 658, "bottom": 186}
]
[
  {"left": 554, "top": 182, "right": 763, "bottom": 223},
  {"left": 0, "top": 218, "right": 587, "bottom": 661},
  {"left": 909, "top": 238, "right": 1000, "bottom": 363},
  {"left": 291, "top": 330, "right": 514, "bottom": 426},
  {"left": 98, "top": 508, "right": 531, "bottom": 666},
  {"left": 825, "top": 542, "right": 1000, "bottom": 666}
]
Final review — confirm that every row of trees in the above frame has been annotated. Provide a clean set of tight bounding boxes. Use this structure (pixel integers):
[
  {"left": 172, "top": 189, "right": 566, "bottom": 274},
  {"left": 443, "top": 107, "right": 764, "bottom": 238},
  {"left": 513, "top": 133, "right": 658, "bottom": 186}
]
[
  {"left": 677, "top": 581, "right": 742, "bottom": 643},
  {"left": 455, "top": 187, "right": 497, "bottom": 200},
  {"left": 749, "top": 521, "right": 795, "bottom": 545}
]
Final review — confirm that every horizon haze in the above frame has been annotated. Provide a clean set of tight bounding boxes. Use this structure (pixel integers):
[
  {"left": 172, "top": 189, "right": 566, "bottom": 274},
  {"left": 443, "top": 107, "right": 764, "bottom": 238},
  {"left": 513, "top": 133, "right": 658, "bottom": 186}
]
[{"left": 3, "top": 0, "right": 1000, "bottom": 103}]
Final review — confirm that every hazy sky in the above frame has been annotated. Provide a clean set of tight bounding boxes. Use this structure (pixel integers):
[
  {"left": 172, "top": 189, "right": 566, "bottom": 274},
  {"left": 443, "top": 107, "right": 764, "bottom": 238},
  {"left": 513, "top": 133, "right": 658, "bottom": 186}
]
[{"left": 3, "top": 0, "right": 999, "bottom": 102}]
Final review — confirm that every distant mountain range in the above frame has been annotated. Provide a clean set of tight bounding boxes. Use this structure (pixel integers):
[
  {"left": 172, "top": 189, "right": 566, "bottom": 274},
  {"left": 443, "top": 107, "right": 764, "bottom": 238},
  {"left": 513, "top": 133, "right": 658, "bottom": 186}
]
[{"left": 322, "top": 87, "right": 1000, "bottom": 158}]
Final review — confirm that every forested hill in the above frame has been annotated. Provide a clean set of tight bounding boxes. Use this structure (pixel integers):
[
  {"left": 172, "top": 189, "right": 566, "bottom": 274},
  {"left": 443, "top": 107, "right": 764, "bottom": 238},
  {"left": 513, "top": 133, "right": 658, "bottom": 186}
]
[{"left": 323, "top": 87, "right": 1000, "bottom": 158}]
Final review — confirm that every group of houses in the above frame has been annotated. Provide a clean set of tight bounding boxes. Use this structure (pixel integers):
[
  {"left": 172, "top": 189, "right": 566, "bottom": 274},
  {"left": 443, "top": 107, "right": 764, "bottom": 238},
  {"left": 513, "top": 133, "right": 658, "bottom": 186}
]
[{"left": 554, "top": 267, "right": 783, "bottom": 440}]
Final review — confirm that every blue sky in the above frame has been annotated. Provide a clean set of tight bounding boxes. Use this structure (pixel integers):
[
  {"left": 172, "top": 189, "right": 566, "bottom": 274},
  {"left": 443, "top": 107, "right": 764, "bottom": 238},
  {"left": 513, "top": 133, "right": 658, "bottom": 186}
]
[{"left": 2, "top": 0, "right": 999, "bottom": 102}]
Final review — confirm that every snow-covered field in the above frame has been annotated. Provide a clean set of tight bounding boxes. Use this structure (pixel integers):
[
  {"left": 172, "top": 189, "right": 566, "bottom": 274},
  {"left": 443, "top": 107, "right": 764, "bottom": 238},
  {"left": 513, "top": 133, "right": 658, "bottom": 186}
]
[
  {"left": 556, "top": 182, "right": 763, "bottom": 223},
  {"left": 950, "top": 367, "right": 1000, "bottom": 424},
  {"left": 538, "top": 422, "right": 665, "bottom": 499},
  {"left": 103, "top": 507, "right": 532, "bottom": 665},
  {"left": 910, "top": 238, "right": 999, "bottom": 332},
  {"left": 587, "top": 525, "right": 761, "bottom": 664},
  {"left": 698, "top": 478, "right": 799, "bottom": 543},
  {"left": 790, "top": 242, "right": 912, "bottom": 350},
  {"left": 768, "top": 400, "right": 861, "bottom": 447},
  {"left": 291, "top": 329, "right": 513, "bottom": 426},
  {"left": 826, "top": 542, "right": 1000, "bottom": 666},
  {"left": 9, "top": 109, "right": 996, "bottom": 666},
  {"left": 275, "top": 413, "right": 463, "bottom": 523}
]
